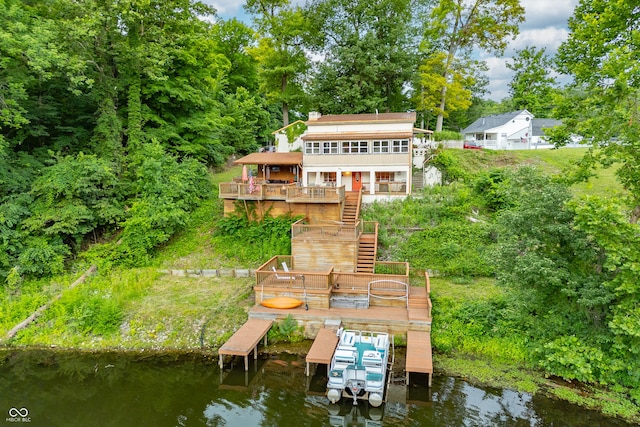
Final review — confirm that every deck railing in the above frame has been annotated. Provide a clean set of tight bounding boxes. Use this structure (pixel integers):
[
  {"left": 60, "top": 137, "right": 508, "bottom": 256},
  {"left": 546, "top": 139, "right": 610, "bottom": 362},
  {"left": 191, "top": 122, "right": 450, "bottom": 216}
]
[
  {"left": 219, "top": 183, "right": 345, "bottom": 203},
  {"left": 255, "top": 257, "right": 410, "bottom": 292},
  {"left": 287, "top": 185, "right": 344, "bottom": 202},
  {"left": 291, "top": 218, "right": 361, "bottom": 240}
]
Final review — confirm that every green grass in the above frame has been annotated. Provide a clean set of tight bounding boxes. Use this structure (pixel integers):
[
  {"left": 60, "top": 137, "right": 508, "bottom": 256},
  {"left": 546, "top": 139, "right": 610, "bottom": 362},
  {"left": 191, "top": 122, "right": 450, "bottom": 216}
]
[
  {"left": 512, "top": 148, "right": 623, "bottom": 198},
  {"left": 440, "top": 147, "right": 624, "bottom": 198}
]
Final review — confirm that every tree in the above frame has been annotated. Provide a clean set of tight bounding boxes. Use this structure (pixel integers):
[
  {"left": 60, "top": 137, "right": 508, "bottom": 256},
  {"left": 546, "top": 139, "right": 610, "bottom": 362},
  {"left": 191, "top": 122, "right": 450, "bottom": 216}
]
[
  {"left": 507, "top": 46, "right": 558, "bottom": 117},
  {"left": 245, "top": 0, "right": 310, "bottom": 126},
  {"left": 306, "top": 0, "right": 419, "bottom": 114},
  {"left": 551, "top": 0, "right": 640, "bottom": 216},
  {"left": 420, "top": 0, "right": 524, "bottom": 132},
  {"left": 415, "top": 53, "right": 480, "bottom": 129}
]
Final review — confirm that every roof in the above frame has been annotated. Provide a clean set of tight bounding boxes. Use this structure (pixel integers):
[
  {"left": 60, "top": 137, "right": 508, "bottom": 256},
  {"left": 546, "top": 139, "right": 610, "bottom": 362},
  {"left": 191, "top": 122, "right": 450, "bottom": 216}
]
[
  {"left": 233, "top": 152, "right": 303, "bottom": 165},
  {"left": 271, "top": 120, "right": 306, "bottom": 135},
  {"left": 306, "top": 112, "right": 416, "bottom": 125},
  {"left": 462, "top": 110, "right": 532, "bottom": 134},
  {"left": 532, "top": 118, "right": 562, "bottom": 136},
  {"left": 302, "top": 131, "right": 413, "bottom": 141},
  {"left": 413, "top": 127, "right": 434, "bottom": 134}
]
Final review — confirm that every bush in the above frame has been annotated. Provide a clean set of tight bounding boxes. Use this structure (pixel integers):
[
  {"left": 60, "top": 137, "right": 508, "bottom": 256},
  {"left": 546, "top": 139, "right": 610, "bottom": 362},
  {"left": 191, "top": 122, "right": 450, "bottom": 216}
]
[{"left": 433, "top": 130, "right": 463, "bottom": 141}]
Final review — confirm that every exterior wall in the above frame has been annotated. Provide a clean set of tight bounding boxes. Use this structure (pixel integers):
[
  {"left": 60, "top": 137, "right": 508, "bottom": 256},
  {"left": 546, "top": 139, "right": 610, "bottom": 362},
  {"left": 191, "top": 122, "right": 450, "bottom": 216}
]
[
  {"left": 223, "top": 199, "right": 342, "bottom": 224},
  {"left": 465, "top": 112, "right": 534, "bottom": 150},
  {"left": 304, "top": 153, "right": 409, "bottom": 167},
  {"left": 275, "top": 132, "right": 303, "bottom": 152},
  {"left": 305, "top": 122, "right": 414, "bottom": 135},
  {"left": 292, "top": 238, "right": 358, "bottom": 273}
]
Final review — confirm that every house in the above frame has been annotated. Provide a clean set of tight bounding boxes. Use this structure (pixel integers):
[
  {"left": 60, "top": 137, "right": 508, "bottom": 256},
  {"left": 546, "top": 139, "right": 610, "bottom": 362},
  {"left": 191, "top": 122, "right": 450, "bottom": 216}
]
[
  {"left": 219, "top": 111, "right": 426, "bottom": 220},
  {"left": 301, "top": 111, "right": 417, "bottom": 203},
  {"left": 462, "top": 110, "right": 534, "bottom": 150},
  {"left": 530, "top": 118, "right": 562, "bottom": 147},
  {"left": 271, "top": 120, "right": 307, "bottom": 153}
]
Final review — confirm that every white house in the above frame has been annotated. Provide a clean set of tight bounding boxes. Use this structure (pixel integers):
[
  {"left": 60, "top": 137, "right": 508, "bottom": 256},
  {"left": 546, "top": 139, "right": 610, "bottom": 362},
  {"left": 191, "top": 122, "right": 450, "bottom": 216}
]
[
  {"left": 301, "top": 111, "right": 417, "bottom": 203},
  {"left": 271, "top": 120, "right": 306, "bottom": 152},
  {"left": 530, "top": 118, "right": 563, "bottom": 148},
  {"left": 462, "top": 110, "right": 534, "bottom": 150}
]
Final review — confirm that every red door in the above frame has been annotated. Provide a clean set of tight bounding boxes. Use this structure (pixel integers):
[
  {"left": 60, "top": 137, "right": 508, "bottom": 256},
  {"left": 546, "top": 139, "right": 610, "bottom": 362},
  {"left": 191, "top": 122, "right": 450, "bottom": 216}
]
[{"left": 352, "top": 172, "right": 362, "bottom": 191}]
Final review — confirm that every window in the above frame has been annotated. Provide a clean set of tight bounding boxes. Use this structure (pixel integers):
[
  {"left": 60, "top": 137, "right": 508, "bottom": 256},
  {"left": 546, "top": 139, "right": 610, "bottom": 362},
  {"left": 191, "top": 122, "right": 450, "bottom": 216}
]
[
  {"left": 376, "top": 172, "right": 392, "bottom": 182},
  {"left": 373, "top": 140, "right": 390, "bottom": 153},
  {"left": 323, "top": 141, "right": 339, "bottom": 154},
  {"left": 324, "top": 172, "right": 336, "bottom": 184},
  {"left": 305, "top": 142, "right": 321, "bottom": 154},
  {"left": 391, "top": 140, "right": 409, "bottom": 153},
  {"left": 341, "top": 141, "right": 368, "bottom": 154}
]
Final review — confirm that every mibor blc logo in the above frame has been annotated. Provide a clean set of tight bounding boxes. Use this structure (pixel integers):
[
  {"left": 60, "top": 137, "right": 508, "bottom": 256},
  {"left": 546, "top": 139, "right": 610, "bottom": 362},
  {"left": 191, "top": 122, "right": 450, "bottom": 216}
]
[{"left": 6, "top": 407, "right": 31, "bottom": 423}]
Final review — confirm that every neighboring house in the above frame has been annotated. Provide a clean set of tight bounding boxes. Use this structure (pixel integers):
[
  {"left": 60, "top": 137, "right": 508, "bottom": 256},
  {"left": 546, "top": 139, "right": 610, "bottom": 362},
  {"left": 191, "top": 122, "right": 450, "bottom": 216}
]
[
  {"left": 530, "top": 118, "right": 562, "bottom": 147},
  {"left": 301, "top": 111, "right": 417, "bottom": 202},
  {"left": 271, "top": 120, "right": 306, "bottom": 152},
  {"left": 462, "top": 110, "right": 534, "bottom": 150}
]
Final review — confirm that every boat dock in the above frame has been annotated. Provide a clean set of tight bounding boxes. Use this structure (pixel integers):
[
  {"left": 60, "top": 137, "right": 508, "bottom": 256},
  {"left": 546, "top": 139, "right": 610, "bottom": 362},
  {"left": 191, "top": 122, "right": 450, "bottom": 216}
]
[
  {"left": 305, "top": 327, "right": 340, "bottom": 376},
  {"left": 218, "top": 318, "right": 273, "bottom": 370},
  {"left": 405, "top": 330, "right": 433, "bottom": 386}
]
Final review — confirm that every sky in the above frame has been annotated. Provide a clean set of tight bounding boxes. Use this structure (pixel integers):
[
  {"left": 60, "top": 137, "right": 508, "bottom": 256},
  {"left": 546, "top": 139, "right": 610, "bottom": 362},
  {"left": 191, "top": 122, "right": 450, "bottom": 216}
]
[{"left": 205, "top": 0, "right": 580, "bottom": 102}]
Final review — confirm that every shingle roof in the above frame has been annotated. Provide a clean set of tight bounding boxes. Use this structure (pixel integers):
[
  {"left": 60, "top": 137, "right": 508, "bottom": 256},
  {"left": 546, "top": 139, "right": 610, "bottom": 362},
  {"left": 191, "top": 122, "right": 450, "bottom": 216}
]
[
  {"left": 233, "top": 152, "right": 303, "bottom": 165},
  {"left": 306, "top": 112, "right": 416, "bottom": 125},
  {"left": 532, "top": 118, "right": 562, "bottom": 136},
  {"left": 462, "top": 110, "right": 527, "bottom": 133},
  {"left": 302, "top": 131, "right": 413, "bottom": 141}
]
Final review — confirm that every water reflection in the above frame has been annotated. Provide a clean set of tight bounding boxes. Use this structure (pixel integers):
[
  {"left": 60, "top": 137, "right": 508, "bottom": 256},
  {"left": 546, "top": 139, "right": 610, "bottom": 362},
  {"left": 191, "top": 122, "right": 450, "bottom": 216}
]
[{"left": 0, "top": 350, "right": 632, "bottom": 427}]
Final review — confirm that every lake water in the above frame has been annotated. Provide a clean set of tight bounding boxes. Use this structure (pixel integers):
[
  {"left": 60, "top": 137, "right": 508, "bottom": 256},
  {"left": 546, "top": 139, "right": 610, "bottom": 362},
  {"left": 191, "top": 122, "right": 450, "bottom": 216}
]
[{"left": 0, "top": 349, "right": 633, "bottom": 427}]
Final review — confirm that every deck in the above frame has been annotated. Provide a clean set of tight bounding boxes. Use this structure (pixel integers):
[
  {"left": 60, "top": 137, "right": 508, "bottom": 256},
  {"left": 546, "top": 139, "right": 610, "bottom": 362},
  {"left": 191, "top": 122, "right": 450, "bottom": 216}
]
[
  {"left": 218, "top": 318, "right": 273, "bottom": 370},
  {"left": 405, "top": 330, "right": 433, "bottom": 386},
  {"left": 305, "top": 327, "right": 340, "bottom": 376}
]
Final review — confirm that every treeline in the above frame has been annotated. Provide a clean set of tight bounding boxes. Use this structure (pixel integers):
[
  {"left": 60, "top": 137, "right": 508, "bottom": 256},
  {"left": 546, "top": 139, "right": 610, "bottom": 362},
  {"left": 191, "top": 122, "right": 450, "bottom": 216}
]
[{"left": 0, "top": 0, "right": 282, "bottom": 284}]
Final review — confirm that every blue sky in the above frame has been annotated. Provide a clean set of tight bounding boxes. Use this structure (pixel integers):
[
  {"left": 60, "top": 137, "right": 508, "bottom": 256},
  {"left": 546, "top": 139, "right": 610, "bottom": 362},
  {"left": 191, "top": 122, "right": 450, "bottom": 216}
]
[{"left": 204, "top": 0, "right": 579, "bottom": 102}]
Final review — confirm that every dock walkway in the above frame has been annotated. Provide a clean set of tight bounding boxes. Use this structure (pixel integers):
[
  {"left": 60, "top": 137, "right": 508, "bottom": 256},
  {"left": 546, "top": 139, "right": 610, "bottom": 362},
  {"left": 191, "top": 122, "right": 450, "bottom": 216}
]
[
  {"left": 405, "top": 330, "right": 433, "bottom": 386},
  {"left": 219, "top": 318, "right": 273, "bottom": 370},
  {"left": 305, "top": 327, "right": 340, "bottom": 376}
]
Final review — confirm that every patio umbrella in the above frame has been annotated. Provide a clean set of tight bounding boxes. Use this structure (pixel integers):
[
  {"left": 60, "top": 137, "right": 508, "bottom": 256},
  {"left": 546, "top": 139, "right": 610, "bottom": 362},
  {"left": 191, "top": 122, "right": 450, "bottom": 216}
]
[
  {"left": 315, "top": 172, "right": 322, "bottom": 186},
  {"left": 241, "top": 165, "right": 248, "bottom": 182},
  {"left": 266, "top": 166, "right": 270, "bottom": 180}
]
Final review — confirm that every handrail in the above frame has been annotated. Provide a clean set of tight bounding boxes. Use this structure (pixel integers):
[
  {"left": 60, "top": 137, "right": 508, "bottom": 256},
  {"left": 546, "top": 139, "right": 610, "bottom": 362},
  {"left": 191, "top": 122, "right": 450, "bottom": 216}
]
[
  {"left": 368, "top": 279, "right": 409, "bottom": 309},
  {"left": 355, "top": 189, "right": 362, "bottom": 221}
]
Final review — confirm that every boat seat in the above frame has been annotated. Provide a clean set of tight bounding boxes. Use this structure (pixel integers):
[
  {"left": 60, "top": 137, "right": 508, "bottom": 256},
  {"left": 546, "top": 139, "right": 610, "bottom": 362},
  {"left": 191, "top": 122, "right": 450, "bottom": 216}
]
[{"left": 342, "top": 332, "right": 356, "bottom": 346}]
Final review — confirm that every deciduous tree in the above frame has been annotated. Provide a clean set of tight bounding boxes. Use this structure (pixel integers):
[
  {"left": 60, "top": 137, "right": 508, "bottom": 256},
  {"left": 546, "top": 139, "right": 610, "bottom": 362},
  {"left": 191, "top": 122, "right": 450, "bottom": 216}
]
[
  {"left": 420, "top": 0, "right": 524, "bottom": 132},
  {"left": 507, "top": 46, "right": 558, "bottom": 117},
  {"left": 551, "top": 0, "right": 640, "bottom": 215},
  {"left": 305, "top": 0, "right": 419, "bottom": 114}
]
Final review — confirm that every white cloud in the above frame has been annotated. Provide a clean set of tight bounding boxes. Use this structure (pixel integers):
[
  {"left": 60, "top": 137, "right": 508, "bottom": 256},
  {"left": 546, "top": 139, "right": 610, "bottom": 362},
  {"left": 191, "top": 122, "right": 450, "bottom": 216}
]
[
  {"left": 520, "top": 0, "right": 580, "bottom": 29},
  {"left": 481, "top": 0, "right": 578, "bottom": 101},
  {"left": 202, "top": 0, "right": 243, "bottom": 17}
]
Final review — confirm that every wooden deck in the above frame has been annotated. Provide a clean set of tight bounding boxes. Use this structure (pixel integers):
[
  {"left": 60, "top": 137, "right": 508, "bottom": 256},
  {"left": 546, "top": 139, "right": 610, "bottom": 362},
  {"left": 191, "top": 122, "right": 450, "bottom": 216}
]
[
  {"left": 218, "top": 318, "right": 273, "bottom": 370},
  {"left": 405, "top": 330, "right": 433, "bottom": 386},
  {"left": 305, "top": 327, "right": 340, "bottom": 376}
]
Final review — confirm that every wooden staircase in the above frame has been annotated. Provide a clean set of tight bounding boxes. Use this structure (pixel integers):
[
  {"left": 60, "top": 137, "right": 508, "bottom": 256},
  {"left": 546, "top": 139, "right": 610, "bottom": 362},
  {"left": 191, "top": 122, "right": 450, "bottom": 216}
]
[
  {"left": 408, "top": 287, "right": 430, "bottom": 310},
  {"left": 342, "top": 192, "right": 360, "bottom": 225},
  {"left": 356, "top": 234, "right": 376, "bottom": 273}
]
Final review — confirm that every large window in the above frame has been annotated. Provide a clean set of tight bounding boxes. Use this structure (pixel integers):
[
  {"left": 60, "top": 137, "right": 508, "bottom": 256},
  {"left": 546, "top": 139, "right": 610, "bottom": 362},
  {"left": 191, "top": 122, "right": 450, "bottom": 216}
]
[
  {"left": 305, "top": 142, "right": 321, "bottom": 154},
  {"left": 376, "top": 172, "right": 392, "bottom": 182},
  {"left": 324, "top": 172, "right": 337, "bottom": 184},
  {"left": 342, "top": 141, "right": 368, "bottom": 154},
  {"left": 373, "top": 140, "right": 390, "bottom": 153},
  {"left": 391, "top": 140, "right": 409, "bottom": 153},
  {"left": 323, "top": 141, "right": 339, "bottom": 154}
]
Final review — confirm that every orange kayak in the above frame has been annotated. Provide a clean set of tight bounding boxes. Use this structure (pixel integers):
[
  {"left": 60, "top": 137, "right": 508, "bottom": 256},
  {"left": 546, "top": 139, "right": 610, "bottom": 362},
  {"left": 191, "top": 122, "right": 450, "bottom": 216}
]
[{"left": 261, "top": 297, "right": 303, "bottom": 309}]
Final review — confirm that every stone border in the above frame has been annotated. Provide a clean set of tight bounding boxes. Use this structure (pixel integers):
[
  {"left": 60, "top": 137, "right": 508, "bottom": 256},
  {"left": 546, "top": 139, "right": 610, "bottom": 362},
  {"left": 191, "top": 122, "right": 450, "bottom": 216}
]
[{"left": 157, "top": 268, "right": 256, "bottom": 278}]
